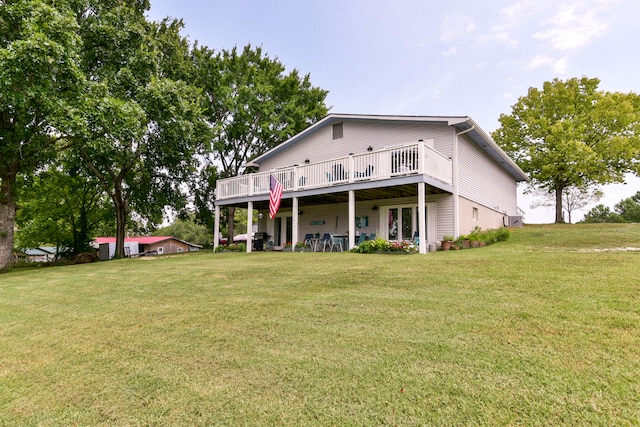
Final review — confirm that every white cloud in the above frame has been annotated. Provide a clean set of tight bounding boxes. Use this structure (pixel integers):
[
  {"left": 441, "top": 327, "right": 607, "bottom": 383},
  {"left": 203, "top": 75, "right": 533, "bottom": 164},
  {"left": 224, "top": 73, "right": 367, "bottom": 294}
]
[
  {"left": 440, "top": 15, "right": 477, "bottom": 43},
  {"left": 500, "top": 0, "right": 547, "bottom": 23},
  {"left": 481, "top": 0, "right": 549, "bottom": 48},
  {"left": 553, "top": 57, "right": 568, "bottom": 74},
  {"left": 482, "top": 0, "right": 618, "bottom": 57},
  {"left": 526, "top": 54, "right": 569, "bottom": 73},
  {"left": 527, "top": 54, "right": 553, "bottom": 69},
  {"left": 480, "top": 29, "right": 520, "bottom": 49},
  {"left": 534, "top": 3, "right": 610, "bottom": 50}
]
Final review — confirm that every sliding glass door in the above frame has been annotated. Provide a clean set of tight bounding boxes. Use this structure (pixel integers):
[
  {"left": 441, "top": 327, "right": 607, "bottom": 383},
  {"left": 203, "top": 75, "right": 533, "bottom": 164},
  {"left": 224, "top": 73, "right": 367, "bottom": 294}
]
[
  {"left": 388, "top": 207, "right": 414, "bottom": 241},
  {"left": 384, "top": 204, "right": 435, "bottom": 242}
]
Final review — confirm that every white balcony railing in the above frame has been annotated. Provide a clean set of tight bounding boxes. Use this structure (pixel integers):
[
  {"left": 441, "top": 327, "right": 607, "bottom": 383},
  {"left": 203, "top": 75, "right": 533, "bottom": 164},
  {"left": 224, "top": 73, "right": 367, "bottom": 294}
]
[{"left": 215, "top": 142, "right": 452, "bottom": 200}]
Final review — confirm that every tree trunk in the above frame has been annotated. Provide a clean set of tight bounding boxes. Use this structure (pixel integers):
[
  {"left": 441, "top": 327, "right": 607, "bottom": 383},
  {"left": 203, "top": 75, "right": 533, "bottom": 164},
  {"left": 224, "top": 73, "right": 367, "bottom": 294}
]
[
  {"left": 77, "top": 209, "right": 90, "bottom": 254},
  {"left": 0, "top": 175, "right": 17, "bottom": 270},
  {"left": 114, "top": 198, "right": 127, "bottom": 258},
  {"left": 555, "top": 186, "right": 565, "bottom": 223},
  {"left": 228, "top": 206, "right": 236, "bottom": 243}
]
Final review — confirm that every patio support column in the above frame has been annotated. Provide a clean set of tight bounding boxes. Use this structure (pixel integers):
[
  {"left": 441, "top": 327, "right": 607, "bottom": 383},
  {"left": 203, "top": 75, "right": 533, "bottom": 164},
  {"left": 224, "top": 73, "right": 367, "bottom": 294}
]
[
  {"left": 418, "top": 182, "right": 427, "bottom": 254},
  {"left": 348, "top": 190, "right": 355, "bottom": 250},
  {"left": 292, "top": 196, "right": 299, "bottom": 250},
  {"left": 213, "top": 205, "right": 220, "bottom": 251},
  {"left": 246, "top": 201, "right": 253, "bottom": 253}
]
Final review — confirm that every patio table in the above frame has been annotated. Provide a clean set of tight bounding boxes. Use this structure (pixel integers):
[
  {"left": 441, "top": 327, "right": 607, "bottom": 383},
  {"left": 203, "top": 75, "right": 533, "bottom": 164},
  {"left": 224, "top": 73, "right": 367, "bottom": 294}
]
[{"left": 332, "top": 234, "right": 349, "bottom": 251}]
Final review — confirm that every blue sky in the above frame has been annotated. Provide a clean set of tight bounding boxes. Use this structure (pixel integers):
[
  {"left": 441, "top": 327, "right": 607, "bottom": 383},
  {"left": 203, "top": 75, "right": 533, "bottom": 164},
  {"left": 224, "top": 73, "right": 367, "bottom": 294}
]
[{"left": 148, "top": 0, "right": 640, "bottom": 223}]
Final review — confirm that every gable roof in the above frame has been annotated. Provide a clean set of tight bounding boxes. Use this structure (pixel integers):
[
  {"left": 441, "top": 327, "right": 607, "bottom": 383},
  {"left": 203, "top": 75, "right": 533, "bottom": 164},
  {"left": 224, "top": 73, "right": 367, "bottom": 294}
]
[
  {"left": 95, "top": 236, "right": 169, "bottom": 245},
  {"left": 94, "top": 236, "right": 202, "bottom": 248},
  {"left": 448, "top": 117, "right": 529, "bottom": 182},
  {"left": 23, "top": 247, "right": 56, "bottom": 256},
  {"left": 246, "top": 113, "right": 529, "bottom": 182}
]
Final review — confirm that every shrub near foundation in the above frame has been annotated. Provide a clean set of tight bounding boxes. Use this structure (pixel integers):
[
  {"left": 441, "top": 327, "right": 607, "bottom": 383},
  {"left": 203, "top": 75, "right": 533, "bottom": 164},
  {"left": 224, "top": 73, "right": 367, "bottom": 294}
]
[
  {"left": 351, "top": 238, "right": 417, "bottom": 253},
  {"left": 457, "top": 227, "right": 510, "bottom": 248}
]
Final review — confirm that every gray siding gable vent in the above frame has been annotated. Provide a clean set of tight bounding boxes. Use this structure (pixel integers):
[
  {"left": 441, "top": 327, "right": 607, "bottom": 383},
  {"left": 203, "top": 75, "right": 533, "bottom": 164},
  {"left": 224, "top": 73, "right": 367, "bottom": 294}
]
[{"left": 332, "top": 122, "right": 343, "bottom": 139}]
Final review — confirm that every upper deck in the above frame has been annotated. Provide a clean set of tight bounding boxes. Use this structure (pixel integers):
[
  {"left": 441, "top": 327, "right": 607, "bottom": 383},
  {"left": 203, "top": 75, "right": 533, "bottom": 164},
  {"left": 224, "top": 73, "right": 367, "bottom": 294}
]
[{"left": 215, "top": 141, "right": 452, "bottom": 201}]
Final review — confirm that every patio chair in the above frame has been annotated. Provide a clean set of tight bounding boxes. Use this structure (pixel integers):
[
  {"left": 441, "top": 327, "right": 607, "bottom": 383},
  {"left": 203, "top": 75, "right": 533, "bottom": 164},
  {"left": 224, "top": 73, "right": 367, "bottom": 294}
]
[
  {"left": 355, "top": 165, "right": 374, "bottom": 178},
  {"left": 304, "top": 233, "right": 314, "bottom": 250},
  {"left": 321, "top": 233, "right": 331, "bottom": 252},
  {"left": 369, "top": 233, "right": 376, "bottom": 240},
  {"left": 329, "top": 234, "right": 343, "bottom": 252},
  {"left": 357, "top": 234, "right": 367, "bottom": 245},
  {"left": 412, "top": 231, "right": 419, "bottom": 245},
  {"left": 333, "top": 164, "right": 347, "bottom": 181}
]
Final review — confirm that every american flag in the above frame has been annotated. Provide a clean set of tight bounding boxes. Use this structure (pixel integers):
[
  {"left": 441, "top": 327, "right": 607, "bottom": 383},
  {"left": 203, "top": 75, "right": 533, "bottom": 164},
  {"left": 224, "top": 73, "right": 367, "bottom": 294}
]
[{"left": 269, "top": 174, "right": 283, "bottom": 219}]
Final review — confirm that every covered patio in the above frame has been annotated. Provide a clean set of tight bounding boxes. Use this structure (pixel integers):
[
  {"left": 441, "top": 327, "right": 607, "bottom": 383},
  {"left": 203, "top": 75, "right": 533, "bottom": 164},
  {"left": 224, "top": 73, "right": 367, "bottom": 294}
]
[{"left": 214, "top": 178, "right": 451, "bottom": 254}]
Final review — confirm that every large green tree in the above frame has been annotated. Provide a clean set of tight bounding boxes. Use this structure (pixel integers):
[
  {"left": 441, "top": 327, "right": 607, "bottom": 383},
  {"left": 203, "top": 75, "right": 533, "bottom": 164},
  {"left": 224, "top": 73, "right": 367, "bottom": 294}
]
[
  {"left": 493, "top": 77, "right": 640, "bottom": 223},
  {"left": 582, "top": 191, "right": 640, "bottom": 223},
  {"left": 74, "top": 4, "right": 209, "bottom": 258},
  {"left": 153, "top": 213, "right": 212, "bottom": 248},
  {"left": 191, "top": 44, "right": 329, "bottom": 239},
  {"left": 614, "top": 192, "right": 640, "bottom": 222},
  {"left": 15, "top": 154, "right": 114, "bottom": 256},
  {"left": 581, "top": 204, "right": 621, "bottom": 223},
  {"left": 0, "top": 0, "right": 83, "bottom": 269},
  {"left": 529, "top": 186, "right": 603, "bottom": 224}
]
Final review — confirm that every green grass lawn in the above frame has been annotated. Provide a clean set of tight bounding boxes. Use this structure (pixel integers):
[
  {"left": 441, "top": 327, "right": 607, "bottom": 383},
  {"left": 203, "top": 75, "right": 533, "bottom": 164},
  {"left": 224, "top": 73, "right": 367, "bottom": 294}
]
[{"left": 1, "top": 224, "right": 639, "bottom": 426}]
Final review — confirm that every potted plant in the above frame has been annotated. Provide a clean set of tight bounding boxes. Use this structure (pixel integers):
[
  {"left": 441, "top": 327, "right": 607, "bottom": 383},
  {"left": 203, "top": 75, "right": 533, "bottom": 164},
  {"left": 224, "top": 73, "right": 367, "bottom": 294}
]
[
  {"left": 442, "top": 235, "right": 454, "bottom": 251},
  {"left": 468, "top": 226, "right": 482, "bottom": 248},
  {"left": 294, "top": 241, "right": 307, "bottom": 252},
  {"left": 283, "top": 242, "right": 292, "bottom": 252},
  {"left": 457, "top": 235, "right": 471, "bottom": 249}
]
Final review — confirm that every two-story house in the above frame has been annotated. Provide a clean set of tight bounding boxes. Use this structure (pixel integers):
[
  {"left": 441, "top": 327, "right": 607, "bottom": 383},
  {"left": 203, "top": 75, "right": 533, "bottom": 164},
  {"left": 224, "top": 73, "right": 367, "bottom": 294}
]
[{"left": 213, "top": 114, "right": 528, "bottom": 254}]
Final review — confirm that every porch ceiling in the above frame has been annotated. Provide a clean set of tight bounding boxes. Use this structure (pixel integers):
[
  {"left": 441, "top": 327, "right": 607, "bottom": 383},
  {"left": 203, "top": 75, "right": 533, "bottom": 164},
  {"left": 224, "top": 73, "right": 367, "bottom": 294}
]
[{"left": 225, "top": 183, "right": 448, "bottom": 210}]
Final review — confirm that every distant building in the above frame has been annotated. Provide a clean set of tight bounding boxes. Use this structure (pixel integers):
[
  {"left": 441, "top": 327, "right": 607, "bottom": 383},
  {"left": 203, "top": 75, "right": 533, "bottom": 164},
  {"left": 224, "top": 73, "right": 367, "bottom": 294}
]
[
  {"left": 22, "top": 247, "right": 57, "bottom": 263},
  {"left": 93, "top": 236, "right": 202, "bottom": 260}
]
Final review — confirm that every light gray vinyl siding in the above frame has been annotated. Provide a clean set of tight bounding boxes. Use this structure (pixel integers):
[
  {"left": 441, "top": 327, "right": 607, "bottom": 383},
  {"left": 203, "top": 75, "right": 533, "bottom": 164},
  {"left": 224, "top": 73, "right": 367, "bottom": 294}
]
[
  {"left": 258, "top": 120, "right": 454, "bottom": 172},
  {"left": 277, "top": 201, "right": 378, "bottom": 240},
  {"left": 457, "top": 135, "right": 518, "bottom": 215},
  {"left": 276, "top": 194, "right": 454, "bottom": 242},
  {"left": 431, "top": 193, "right": 455, "bottom": 239}
]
